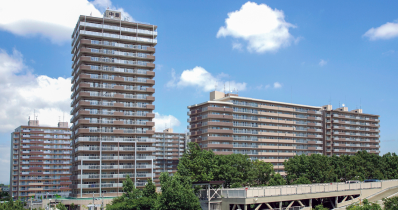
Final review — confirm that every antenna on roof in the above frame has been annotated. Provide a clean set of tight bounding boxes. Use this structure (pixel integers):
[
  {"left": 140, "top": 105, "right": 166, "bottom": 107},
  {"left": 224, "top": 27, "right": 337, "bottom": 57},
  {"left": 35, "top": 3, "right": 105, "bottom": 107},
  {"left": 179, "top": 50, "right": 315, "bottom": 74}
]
[
  {"left": 59, "top": 116, "right": 61, "bottom": 122},
  {"left": 223, "top": 83, "right": 225, "bottom": 94},
  {"left": 360, "top": 98, "right": 362, "bottom": 109}
]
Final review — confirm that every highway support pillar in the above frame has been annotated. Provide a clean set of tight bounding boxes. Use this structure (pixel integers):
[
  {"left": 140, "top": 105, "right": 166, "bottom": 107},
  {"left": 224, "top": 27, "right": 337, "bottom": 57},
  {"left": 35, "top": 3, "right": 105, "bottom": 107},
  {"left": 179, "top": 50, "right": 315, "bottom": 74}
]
[{"left": 279, "top": 201, "right": 282, "bottom": 210}]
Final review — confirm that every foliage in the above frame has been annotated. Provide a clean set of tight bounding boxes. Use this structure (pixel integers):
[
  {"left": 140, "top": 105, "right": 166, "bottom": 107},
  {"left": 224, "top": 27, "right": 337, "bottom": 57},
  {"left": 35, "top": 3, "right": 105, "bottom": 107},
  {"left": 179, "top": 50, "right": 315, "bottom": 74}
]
[
  {"left": 56, "top": 202, "right": 67, "bottom": 210},
  {"left": 0, "top": 191, "right": 9, "bottom": 201},
  {"left": 143, "top": 178, "right": 157, "bottom": 199},
  {"left": 268, "top": 173, "right": 286, "bottom": 186},
  {"left": 346, "top": 199, "right": 382, "bottom": 210},
  {"left": 178, "top": 142, "right": 275, "bottom": 187},
  {"left": 70, "top": 203, "right": 77, "bottom": 210},
  {"left": 106, "top": 175, "right": 157, "bottom": 210},
  {"left": 156, "top": 172, "right": 201, "bottom": 210},
  {"left": 292, "top": 176, "right": 312, "bottom": 185},
  {"left": 314, "top": 204, "right": 329, "bottom": 210},
  {"left": 0, "top": 198, "right": 25, "bottom": 210},
  {"left": 284, "top": 151, "right": 398, "bottom": 184},
  {"left": 383, "top": 196, "right": 398, "bottom": 210}
]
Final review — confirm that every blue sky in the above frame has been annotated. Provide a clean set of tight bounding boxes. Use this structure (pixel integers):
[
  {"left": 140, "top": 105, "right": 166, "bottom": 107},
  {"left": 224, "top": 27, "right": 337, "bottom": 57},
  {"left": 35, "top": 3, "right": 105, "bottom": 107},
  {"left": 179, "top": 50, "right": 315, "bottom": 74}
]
[{"left": 0, "top": 0, "right": 397, "bottom": 183}]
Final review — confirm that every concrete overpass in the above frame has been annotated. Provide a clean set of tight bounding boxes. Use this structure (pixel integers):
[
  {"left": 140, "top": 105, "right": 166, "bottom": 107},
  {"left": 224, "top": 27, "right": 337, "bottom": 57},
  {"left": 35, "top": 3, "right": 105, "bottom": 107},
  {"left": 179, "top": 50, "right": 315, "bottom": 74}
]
[{"left": 198, "top": 180, "right": 398, "bottom": 210}]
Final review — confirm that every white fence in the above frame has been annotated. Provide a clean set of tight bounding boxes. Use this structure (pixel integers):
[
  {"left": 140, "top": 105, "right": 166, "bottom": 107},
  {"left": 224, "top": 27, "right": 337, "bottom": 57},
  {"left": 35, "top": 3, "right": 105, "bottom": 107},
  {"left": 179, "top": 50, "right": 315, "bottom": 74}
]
[{"left": 219, "top": 182, "right": 382, "bottom": 198}]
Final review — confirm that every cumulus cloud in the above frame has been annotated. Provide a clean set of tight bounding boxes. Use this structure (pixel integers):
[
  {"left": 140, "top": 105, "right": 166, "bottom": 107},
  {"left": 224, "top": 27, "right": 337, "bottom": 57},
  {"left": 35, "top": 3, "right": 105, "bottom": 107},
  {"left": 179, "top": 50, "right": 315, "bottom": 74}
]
[
  {"left": 0, "top": 0, "right": 132, "bottom": 43},
  {"left": 216, "top": 1, "right": 296, "bottom": 53},
  {"left": 153, "top": 112, "right": 181, "bottom": 132},
  {"left": 0, "top": 145, "right": 10, "bottom": 184},
  {"left": 0, "top": 48, "right": 71, "bottom": 133},
  {"left": 319, "top": 59, "right": 327, "bottom": 66},
  {"left": 273, "top": 82, "right": 282, "bottom": 89},
  {"left": 167, "top": 66, "right": 247, "bottom": 92},
  {"left": 363, "top": 21, "right": 398, "bottom": 41},
  {"left": 232, "top": 42, "right": 243, "bottom": 50}
]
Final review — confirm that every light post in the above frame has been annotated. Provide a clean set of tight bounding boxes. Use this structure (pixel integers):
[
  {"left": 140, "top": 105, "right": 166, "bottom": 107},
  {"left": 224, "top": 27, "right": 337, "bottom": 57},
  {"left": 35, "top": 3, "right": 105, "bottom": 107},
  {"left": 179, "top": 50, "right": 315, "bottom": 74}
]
[{"left": 49, "top": 199, "right": 51, "bottom": 210}]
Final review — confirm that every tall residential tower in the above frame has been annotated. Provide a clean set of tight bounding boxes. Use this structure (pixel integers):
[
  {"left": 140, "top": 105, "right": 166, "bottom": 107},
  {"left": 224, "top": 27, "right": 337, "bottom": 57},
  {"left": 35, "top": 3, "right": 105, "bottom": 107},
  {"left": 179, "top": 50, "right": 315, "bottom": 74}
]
[{"left": 70, "top": 10, "right": 157, "bottom": 197}]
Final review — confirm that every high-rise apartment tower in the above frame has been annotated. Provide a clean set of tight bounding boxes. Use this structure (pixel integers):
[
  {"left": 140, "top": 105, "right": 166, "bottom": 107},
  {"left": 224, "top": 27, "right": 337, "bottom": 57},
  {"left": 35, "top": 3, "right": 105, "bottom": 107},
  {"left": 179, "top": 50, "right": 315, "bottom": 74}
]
[
  {"left": 10, "top": 120, "right": 72, "bottom": 201},
  {"left": 70, "top": 10, "right": 157, "bottom": 197}
]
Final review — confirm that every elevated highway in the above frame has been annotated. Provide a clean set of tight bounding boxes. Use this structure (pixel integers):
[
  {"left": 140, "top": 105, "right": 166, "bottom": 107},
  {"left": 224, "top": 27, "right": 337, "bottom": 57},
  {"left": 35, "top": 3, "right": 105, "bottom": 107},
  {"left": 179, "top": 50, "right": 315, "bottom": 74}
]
[{"left": 198, "top": 180, "right": 398, "bottom": 210}]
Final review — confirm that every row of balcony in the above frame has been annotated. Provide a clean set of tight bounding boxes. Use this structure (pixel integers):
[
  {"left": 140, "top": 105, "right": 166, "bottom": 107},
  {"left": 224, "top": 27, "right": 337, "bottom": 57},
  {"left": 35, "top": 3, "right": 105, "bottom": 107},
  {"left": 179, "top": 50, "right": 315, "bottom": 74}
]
[
  {"left": 80, "top": 39, "right": 155, "bottom": 53},
  {"left": 74, "top": 119, "right": 153, "bottom": 127},
  {"left": 18, "top": 130, "right": 71, "bottom": 135},
  {"left": 333, "top": 143, "right": 379, "bottom": 148},
  {"left": 71, "top": 111, "right": 154, "bottom": 123},
  {"left": 21, "top": 140, "right": 70, "bottom": 144},
  {"left": 77, "top": 164, "right": 157, "bottom": 170},
  {"left": 70, "top": 100, "right": 154, "bottom": 115},
  {"left": 74, "top": 137, "right": 156, "bottom": 143},
  {"left": 75, "top": 155, "right": 155, "bottom": 161},
  {"left": 332, "top": 132, "right": 379, "bottom": 137},
  {"left": 75, "top": 146, "right": 156, "bottom": 152},
  {"left": 21, "top": 171, "right": 70, "bottom": 175},
  {"left": 73, "top": 128, "right": 154, "bottom": 135},
  {"left": 71, "top": 82, "right": 154, "bottom": 95},
  {"left": 79, "top": 21, "right": 158, "bottom": 36},
  {"left": 76, "top": 48, "right": 154, "bottom": 61},
  {"left": 330, "top": 120, "right": 379, "bottom": 127},
  {"left": 331, "top": 114, "right": 379, "bottom": 121},
  {"left": 75, "top": 173, "right": 155, "bottom": 180},
  {"left": 72, "top": 64, "right": 155, "bottom": 79}
]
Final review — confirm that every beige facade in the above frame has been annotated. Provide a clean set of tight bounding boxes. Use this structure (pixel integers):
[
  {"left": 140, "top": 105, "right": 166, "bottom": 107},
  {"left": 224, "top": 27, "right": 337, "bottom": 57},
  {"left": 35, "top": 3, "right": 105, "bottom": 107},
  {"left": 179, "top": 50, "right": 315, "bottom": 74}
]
[
  {"left": 322, "top": 105, "right": 380, "bottom": 156},
  {"left": 188, "top": 91, "right": 324, "bottom": 174},
  {"left": 188, "top": 91, "right": 381, "bottom": 174},
  {"left": 10, "top": 120, "right": 72, "bottom": 201},
  {"left": 153, "top": 129, "right": 186, "bottom": 181},
  {"left": 70, "top": 10, "right": 157, "bottom": 197}
]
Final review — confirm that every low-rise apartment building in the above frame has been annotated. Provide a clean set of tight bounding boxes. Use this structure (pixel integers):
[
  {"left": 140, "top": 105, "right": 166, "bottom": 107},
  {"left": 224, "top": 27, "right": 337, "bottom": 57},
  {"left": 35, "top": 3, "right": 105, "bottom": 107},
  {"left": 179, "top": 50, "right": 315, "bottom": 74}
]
[
  {"left": 10, "top": 120, "right": 72, "bottom": 201},
  {"left": 187, "top": 91, "right": 380, "bottom": 174}
]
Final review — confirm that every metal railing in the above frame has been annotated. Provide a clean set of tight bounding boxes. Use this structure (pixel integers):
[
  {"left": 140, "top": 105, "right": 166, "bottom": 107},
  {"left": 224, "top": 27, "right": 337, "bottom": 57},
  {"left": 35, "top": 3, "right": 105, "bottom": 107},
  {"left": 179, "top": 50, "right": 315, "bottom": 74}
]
[{"left": 216, "top": 181, "right": 383, "bottom": 198}]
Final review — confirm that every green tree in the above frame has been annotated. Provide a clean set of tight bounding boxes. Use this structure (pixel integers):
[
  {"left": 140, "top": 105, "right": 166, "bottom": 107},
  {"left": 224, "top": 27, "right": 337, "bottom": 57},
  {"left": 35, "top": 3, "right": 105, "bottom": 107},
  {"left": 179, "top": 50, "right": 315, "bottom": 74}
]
[
  {"left": 156, "top": 172, "right": 201, "bottom": 210},
  {"left": 292, "top": 176, "right": 312, "bottom": 185},
  {"left": 268, "top": 173, "right": 286, "bottom": 186},
  {"left": 0, "top": 197, "right": 24, "bottom": 210},
  {"left": 143, "top": 178, "right": 157, "bottom": 199},
  {"left": 178, "top": 142, "right": 217, "bottom": 182},
  {"left": 382, "top": 196, "right": 398, "bottom": 210},
  {"left": 55, "top": 202, "right": 67, "bottom": 210},
  {"left": 70, "top": 203, "right": 77, "bottom": 210},
  {"left": 314, "top": 204, "right": 329, "bottom": 210},
  {"left": 347, "top": 199, "right": 382, "bottom": 210}
]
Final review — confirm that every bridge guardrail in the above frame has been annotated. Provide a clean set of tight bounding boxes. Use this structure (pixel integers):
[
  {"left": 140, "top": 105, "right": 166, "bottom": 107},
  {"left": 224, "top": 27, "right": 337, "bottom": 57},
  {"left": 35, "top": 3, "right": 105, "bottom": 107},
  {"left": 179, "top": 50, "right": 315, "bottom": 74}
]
[{"left": 219, "top": 182, "right": 382, "bottom": 198}]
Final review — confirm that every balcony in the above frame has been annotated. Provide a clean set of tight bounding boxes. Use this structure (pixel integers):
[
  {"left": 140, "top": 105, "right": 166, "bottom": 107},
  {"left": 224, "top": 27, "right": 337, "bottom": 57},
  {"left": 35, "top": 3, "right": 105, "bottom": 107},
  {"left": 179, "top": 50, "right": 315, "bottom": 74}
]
[
  {"left": 80, "top": 22, "right": 158, "bottom": 36},
  {"left": 75, "top": 137, "right": 156, "bottom": 143}
]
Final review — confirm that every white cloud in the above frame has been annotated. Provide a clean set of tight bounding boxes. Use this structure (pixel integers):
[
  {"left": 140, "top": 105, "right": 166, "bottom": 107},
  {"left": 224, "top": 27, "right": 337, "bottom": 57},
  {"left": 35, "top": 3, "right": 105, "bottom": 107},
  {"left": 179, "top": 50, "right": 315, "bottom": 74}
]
[
  {"left": 167, "top": 66, "right": 247, "bottom": 92},
  {"left": 216, "top": 1, "right": 296, "bottom": 53},
  {"left": 0, "top": 0, "right": 132, "bottom": 43},
  {"left": 273, "top": 82, "right": 282, "bottom": 89},
  {"left": 0, "top": 48, "right": 71, "bottom": 133},
  {"left": 0, "top": 145, "right": 10, "bottom": 184},
  {"left": 363, "top": 21, "right": 398, "bottom": 41},
  {"left": 232, "top": 42, "right": 243, "bottom": 50},
  {"left": 319, "top": 59, "right": 327, "bottom": 66},
  {"left": 382, "top": 50, "right": 395, "bottom": 55},
  {"left": 153, "top": 112, "right": 181, "bottom": 132}
]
